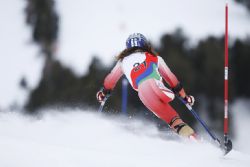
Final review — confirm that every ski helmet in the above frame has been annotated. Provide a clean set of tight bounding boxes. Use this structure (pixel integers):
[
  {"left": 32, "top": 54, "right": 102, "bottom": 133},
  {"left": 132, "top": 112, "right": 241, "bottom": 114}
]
[{"left": 126, "top": 33, "right": 148, "bottom": 49}]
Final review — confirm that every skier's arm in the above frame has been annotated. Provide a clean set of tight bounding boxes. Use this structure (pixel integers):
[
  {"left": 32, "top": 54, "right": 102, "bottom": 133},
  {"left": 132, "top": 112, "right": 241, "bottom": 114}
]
[
  {"left": 103, "top": 61, "right": 123, "bottom": 90},
  {"left": 97, "top": 61, "right": 123, "bottom": 103},
  {"left": 158, "top": 56, "right": 186, "bottom": 98}
]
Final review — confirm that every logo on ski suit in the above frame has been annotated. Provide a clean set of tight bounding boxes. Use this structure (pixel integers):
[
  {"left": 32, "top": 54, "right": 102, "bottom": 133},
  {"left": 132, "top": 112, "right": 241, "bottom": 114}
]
[{"left": 130, "top": 53, "right": 161, "bottom": 89}]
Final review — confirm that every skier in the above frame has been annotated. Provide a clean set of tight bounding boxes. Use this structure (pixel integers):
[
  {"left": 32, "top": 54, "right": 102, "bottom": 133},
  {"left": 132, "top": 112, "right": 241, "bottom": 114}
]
[{"left": 96, "top": 33, "right": 196, "bottom": 139}]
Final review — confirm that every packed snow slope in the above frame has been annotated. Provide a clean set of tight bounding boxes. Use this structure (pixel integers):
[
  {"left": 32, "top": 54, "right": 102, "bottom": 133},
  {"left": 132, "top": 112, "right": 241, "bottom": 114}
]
[{"left": 0, "top": 109, "right": 250, "bottom": 167}]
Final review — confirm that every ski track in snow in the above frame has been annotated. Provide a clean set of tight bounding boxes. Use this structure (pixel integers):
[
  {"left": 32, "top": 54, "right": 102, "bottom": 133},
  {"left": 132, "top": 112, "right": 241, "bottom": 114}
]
[{"left": 0, "top": 109, "right": 250, "bottom": 167}]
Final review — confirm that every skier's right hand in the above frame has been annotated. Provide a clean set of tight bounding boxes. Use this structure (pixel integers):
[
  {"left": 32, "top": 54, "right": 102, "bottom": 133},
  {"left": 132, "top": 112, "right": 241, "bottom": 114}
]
[
  {"left": 184, "top": 95, "right": 195, "bottom": 106},
  {"left": 96, "top": 87, "right": 111, "bottom": 103}
]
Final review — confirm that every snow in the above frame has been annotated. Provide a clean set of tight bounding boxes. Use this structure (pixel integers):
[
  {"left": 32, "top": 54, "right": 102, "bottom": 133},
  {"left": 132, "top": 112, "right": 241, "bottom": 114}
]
[
  {"left": 0, "top": 0, "right": 44, "bottom": 109},
  {"left": 232, "top": 99, "right": 250, "bottom": 155},
  {"left": 1, "top": 1, "right": 250, "bottom": 165},
  {"left": 0, "top": 108, "right": 250, "bottom": 167}
]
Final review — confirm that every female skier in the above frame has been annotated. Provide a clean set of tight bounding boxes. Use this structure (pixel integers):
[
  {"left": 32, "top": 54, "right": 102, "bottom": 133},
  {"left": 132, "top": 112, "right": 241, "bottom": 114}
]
[{"left": 96, "top": 33, "right": 196, "bottom": 139}]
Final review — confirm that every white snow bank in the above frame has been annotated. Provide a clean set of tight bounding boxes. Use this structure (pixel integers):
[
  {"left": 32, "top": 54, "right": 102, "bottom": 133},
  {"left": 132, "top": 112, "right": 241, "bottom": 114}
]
[
  {"left": 0, "top": 109, "right": 249, "bottom": 167},
  {"left": 0, "top": 0, "right": 43, "bottom": 109},
  {"left": 232, "top": 99, "right": 250, "bottom": 154}
]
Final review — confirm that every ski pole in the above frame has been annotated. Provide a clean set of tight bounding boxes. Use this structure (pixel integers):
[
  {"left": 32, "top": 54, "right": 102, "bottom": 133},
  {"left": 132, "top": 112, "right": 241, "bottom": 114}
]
[
  {"left": 98, "top": 94, "right": 110, "bottom": 113},
  {"left": 177, "top": 96, "right": 221, "bottom": 145}
]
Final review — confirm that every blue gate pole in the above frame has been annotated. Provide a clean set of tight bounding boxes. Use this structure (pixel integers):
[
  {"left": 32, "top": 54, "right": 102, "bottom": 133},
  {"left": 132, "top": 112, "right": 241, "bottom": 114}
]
[{"left": 121, "top": 78, "right": 128, "bottom": 115}]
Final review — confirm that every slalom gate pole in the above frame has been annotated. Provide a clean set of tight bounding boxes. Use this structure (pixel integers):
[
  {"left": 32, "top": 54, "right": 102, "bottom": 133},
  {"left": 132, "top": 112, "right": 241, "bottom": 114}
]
[
  {"left": 224, "top": 3, "right": 229, "bottom": 143},
  {"left": 177, "top": 96, "right": 221, "bottom": 145},
  {"left": 224, "top": 4, "right": 233, "bottom": 153},
  {"left": 121, "top": 78, "right": 128, "bottom": 115},
  {"left": 98, "top": 95, "right": 110, "bottom": 113},
  {"left": 178, "top": 4, "right": 233, "bottom": 154}
]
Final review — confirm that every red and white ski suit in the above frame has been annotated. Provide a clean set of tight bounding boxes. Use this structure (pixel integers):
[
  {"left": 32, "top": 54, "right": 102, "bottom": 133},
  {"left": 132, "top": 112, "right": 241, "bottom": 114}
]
[{"left": 103, "top": 52, "right": 182, "bottom": 124}]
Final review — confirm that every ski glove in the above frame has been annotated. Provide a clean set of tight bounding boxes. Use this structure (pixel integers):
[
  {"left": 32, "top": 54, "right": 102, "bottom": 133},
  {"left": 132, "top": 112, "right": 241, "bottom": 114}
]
[
  {"left": 96, "top": 87, "right": 111, "bottom": 103},
  {"left": 184, "top": 95, "right": 195, "bottom": 106}
]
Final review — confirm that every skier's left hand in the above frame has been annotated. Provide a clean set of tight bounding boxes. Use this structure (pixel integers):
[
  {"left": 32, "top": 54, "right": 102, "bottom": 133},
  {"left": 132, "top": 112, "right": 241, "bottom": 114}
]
[{"left": 184, "top": 95, "right": 195, "bottom": 106}]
